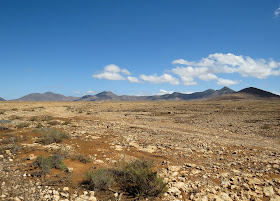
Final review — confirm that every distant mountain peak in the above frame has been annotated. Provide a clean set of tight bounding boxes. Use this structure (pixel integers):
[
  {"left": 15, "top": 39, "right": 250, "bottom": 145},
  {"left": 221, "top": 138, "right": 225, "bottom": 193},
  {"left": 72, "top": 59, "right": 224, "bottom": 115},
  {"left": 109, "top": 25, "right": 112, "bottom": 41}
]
[
  {"left": 14, "top": 91, "right": 78, "bottom": 101},
  {"left": 238, "top": 87, "right": 280, "bottom": 98},
  {"left": 0, "top": 97, "right": 6, "bottom": 101},
  {"left": 96, "top": 91, "right": 117, "bottom": 97}
]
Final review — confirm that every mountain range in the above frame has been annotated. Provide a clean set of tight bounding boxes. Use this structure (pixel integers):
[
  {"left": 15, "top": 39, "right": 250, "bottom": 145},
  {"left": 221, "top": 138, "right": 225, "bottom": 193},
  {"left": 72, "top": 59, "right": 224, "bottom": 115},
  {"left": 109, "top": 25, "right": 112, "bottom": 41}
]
[
  {"left": 12, "top": 92, "right": 78, "bottom": 102},
  {"left": 1, "top": 87, "right": 279, "bottom": 102},
  {"left": 0, "top": 97, "right": 5, "bottom": 101}
]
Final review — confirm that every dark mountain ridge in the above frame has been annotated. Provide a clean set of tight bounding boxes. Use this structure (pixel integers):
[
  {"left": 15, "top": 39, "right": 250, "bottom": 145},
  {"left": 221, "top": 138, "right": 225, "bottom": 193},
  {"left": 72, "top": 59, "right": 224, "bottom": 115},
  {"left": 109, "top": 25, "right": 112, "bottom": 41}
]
[
  {"left": 210, "top": 87, "right": 280, "bottom": 101},
  {"left": 13, "top": 92, "right": 79, "bottom": 102},
  {"left": 5, "top": 87, "right": 279, "bottom": 102},
  {"left": 238, "top": 87, "right": 280, "bottom": 98},
  {"left": 0, "top": 97, "right": 6, "bottom": 101},
  {"left": 77, "top": 87, "right": 235, "bottom": 101}
]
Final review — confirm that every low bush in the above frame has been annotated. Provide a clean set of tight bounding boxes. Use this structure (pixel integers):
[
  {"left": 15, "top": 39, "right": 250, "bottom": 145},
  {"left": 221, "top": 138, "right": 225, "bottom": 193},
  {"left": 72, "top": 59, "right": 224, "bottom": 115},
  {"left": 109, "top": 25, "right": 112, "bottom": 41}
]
[
  {"left": 36, "top": 123, "right": 43, "bottom": 128},
  {"left": 261, "top": 124, "right": 271, "bottom": 129},
  {"left": 84, "top": 168, "right": 114, "bottom": 191},
  {"left": 82, "top": 159, "right": 167, "bottom": 198},
  {"left": 9, "top": 115, "right": 22, "bottom": 120},
  {"left": 48, "top": 120, "right": 60, "bottom": 125},
  {"left": 33, "top": 154, "right": 66, "bottom": 176},
  {"left": 62, "top": 120, "right": 71, "bottom": 125},
  {"left": 114, "top": 159, "right": 167, "bottom": 197},
  {"left": 1, "top": 134, "right": 19, "bottom": 144},
  {"left": 17, "top": 122, "right": 30, "bottom": 128},
  {"left": 71, "top": 154, "right": 92, "bottom": 164},
  {"left": 29, "top": 116, "right": 39, "bottom": 121},
  {"left": 42, "top": 115, "right": 54, "bottom": 122},
  {"left": 35, "top": 128, "right": 70, "bottom": 145}
]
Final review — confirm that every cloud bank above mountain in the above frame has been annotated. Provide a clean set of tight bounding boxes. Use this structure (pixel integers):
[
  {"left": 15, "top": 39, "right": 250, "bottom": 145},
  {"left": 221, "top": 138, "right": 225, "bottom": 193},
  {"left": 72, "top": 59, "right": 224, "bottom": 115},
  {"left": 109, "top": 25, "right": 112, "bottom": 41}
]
[{"left": 92, "top": 53, "right": 280, "bottom": 87}]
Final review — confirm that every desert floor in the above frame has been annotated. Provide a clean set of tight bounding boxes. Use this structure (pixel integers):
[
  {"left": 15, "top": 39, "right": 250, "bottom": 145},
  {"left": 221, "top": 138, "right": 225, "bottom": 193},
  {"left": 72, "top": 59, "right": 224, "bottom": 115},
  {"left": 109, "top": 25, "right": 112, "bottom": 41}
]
[{"left": 0, "top": 100, "right": 280, "bottom": 201}]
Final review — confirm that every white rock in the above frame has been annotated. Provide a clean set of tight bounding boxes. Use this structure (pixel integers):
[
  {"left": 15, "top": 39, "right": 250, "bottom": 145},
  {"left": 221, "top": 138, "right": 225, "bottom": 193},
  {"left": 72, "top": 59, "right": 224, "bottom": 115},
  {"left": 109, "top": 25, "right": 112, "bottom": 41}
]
[
  {"left": 219, "top": 192, "right": 232, "bottom": 201},
  {"left": 52, "top": 194, "right": 60, "bottom": 201},
  {"left": 270, "top": 195, "right": 280, "bottom": 201},
  {"left": 168, "top": 187, "right": 181, "bottom": 195},
  {"left": 88, "top": 196, "right": 97, "bottom": 201},
  {"left": 63, "top": 187, "right": 69, "bottom": 191},
  {"left": 263, "top": 186, "right": 274, "bottom": 197}
]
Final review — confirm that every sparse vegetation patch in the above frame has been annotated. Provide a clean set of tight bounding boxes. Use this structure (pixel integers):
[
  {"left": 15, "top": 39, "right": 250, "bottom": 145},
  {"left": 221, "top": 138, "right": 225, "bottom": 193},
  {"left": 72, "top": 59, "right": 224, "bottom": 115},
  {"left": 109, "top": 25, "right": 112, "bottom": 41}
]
[
  {"left": 35, "top": 128, "right": 70, "bottom": 145},
  {"left": 17, "top": 122, "right": 30, "bottom": 128},
  {"left": 82, "top": 159, "right": 167, "bottom": 198},
  {"left": 113, "top": 159, "right": 167, "bottom": 197},
  {"left": 33, "top": 154, "right": 67, "bottom": 176},
  {"left": 84, "top": 168, "right": 114, "bottom": 191},
  {"left": 71, "top": 154, "right": 92, "bottom": 164}
]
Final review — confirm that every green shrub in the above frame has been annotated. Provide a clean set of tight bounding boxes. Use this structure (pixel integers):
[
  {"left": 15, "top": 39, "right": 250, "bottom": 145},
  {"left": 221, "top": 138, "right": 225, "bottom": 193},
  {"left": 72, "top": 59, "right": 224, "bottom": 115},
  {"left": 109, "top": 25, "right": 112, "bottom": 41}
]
[
  {"left": 9, "top": 115, "right": 22, "bottom": 120},
  {"left": 48, "top": 120, "right": 60, "bottom": 125},
  {"left": 42, "top": 115, "right": 54, "bottom": 122},
  {"left": 29, "top": 116, "right": 39, "bottom": 121},
  {"left": 114, "top": 159, "right": 167, "bottom": 197},
  {"left": 71, "top": 154, "right": 92, "bottom": 164},
  {"left": 17, "top": 122, "right": 30, "bottom": 128},
  {"left": 62, "top": 121, "right": 71, "bottom": 125},
  {"left": 82, "top": 159, "right": 167, "bottom": 198},
  {"left": 36, "top": 123, "right": 43, "bottom": 128},
  {"left": 2, "top": 134, "right": 19, "bottom": 144},
  {"left": 261, "top": 124, "right": 271, "bottom": 129},
  {"left": 35, "top": 128, "right": 70, "bottom": 145},
  {"left": 10, "top": 144, "right": 22, "bottom": 154},
  {"left": 33, "top": 154, "right": 67, "bottom": 176},
  {"left": 84, "top": 168, "right": 114, "bottom": 191}
]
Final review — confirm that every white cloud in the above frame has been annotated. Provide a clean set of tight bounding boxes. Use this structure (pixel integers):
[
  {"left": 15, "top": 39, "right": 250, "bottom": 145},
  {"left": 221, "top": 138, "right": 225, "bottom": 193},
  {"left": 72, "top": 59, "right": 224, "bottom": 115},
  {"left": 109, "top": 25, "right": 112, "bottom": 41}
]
[
  {"left": 140, "top": 74, "right": 180, "bottom": 85},
  {"left": 127, "top": 76, "right": 141, "bottom": 83},
  {"left": 172, "top": 53, "right": 280, "bottom": 85},
  {"left": 273, "top": 91, "right": 280, "bottom": 96},
  {"left": 86, "top": 90, "right": 95, "bottom": 94},
  {"left": 93, "top": 72, "right": 125, "bottom": 80},
  {"left": 73, "top": 91, "right": 81, "bottom": 94},
  {"left": 198, "top": 73, "right": 218, "bottom": 81},
  {"left": 157, "top": 89, "right": 174, "bottom": 95},
  {"left": 93, "top": 64, "right": 130, "bottom": 80},
  {"left": 217, "top": 78, "right": 240, "bottom": 86},
  {"left": 274, "top": 7, "right": 280, "bottom": 17},
  {"left": 104, "top": 64, "right": 131, "bottom": 75}
]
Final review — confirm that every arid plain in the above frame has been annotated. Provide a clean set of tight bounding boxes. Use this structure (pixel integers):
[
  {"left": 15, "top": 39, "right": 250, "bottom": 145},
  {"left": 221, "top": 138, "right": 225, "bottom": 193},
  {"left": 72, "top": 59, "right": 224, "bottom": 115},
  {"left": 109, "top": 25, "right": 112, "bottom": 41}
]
[{"left": 0, "top": 100, "right": 280, "bottom": 201}]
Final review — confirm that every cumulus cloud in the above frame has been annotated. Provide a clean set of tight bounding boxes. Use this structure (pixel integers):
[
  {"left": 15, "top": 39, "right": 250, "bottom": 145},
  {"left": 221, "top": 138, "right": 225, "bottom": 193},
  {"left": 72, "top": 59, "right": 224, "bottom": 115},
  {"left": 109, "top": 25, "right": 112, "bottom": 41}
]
[
  {"left": 157, "top": 89, "right": 174, "bottom": 95},
  {"left": 93, "top": 64, "right": 130, "bottom": 80},
  {"left": 127, "top": 76, "right": 141, "bottom": 83},
  {"left": 93, "top": 54, "right": 280, "bottom": 87},
  {"left": 173, "top": 53, "right": 280, "bottom": 79},
  {"left": 216, "top": 78, "right": 240, "bottom": 86},
  {"left": 140, "top": 74, "right": 180, "bottom": 85},
  {"left": 172, "top": 53, "right": 280, "bottom": 85},
  {"left": 86, "top": 90, "right": 95, "bottom": 94},
  {"left": 275, "top": 7, "right": 280, "bottom": 17},
  {"left": 273, "top": 91, "right": 280, "bottom": 96}
]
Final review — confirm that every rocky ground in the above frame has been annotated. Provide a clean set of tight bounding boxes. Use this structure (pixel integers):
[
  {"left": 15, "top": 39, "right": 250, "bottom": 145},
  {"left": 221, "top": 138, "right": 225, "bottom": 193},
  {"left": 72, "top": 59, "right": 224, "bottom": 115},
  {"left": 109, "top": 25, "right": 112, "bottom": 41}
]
[{"left": 0, "top": 100, "right": 280, "bottom": 201}]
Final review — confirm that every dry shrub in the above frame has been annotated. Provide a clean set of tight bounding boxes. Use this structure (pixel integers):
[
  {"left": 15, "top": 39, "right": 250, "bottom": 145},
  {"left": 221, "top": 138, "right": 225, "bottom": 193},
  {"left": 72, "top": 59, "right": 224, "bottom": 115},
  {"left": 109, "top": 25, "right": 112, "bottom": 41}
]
[
  {"left": 35, "top": 128, "right": 70, "bottom": 145},
  {"left": 114, "top": 159, "right": 167, "bottom": 197}
]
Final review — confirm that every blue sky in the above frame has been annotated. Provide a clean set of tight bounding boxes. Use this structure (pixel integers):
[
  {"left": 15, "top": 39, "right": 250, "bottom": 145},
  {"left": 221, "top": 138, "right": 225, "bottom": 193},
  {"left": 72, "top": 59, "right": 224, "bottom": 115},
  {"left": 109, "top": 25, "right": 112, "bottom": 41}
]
[{"left": 0, "top": 0, "right": 280, "bottom": 100}]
